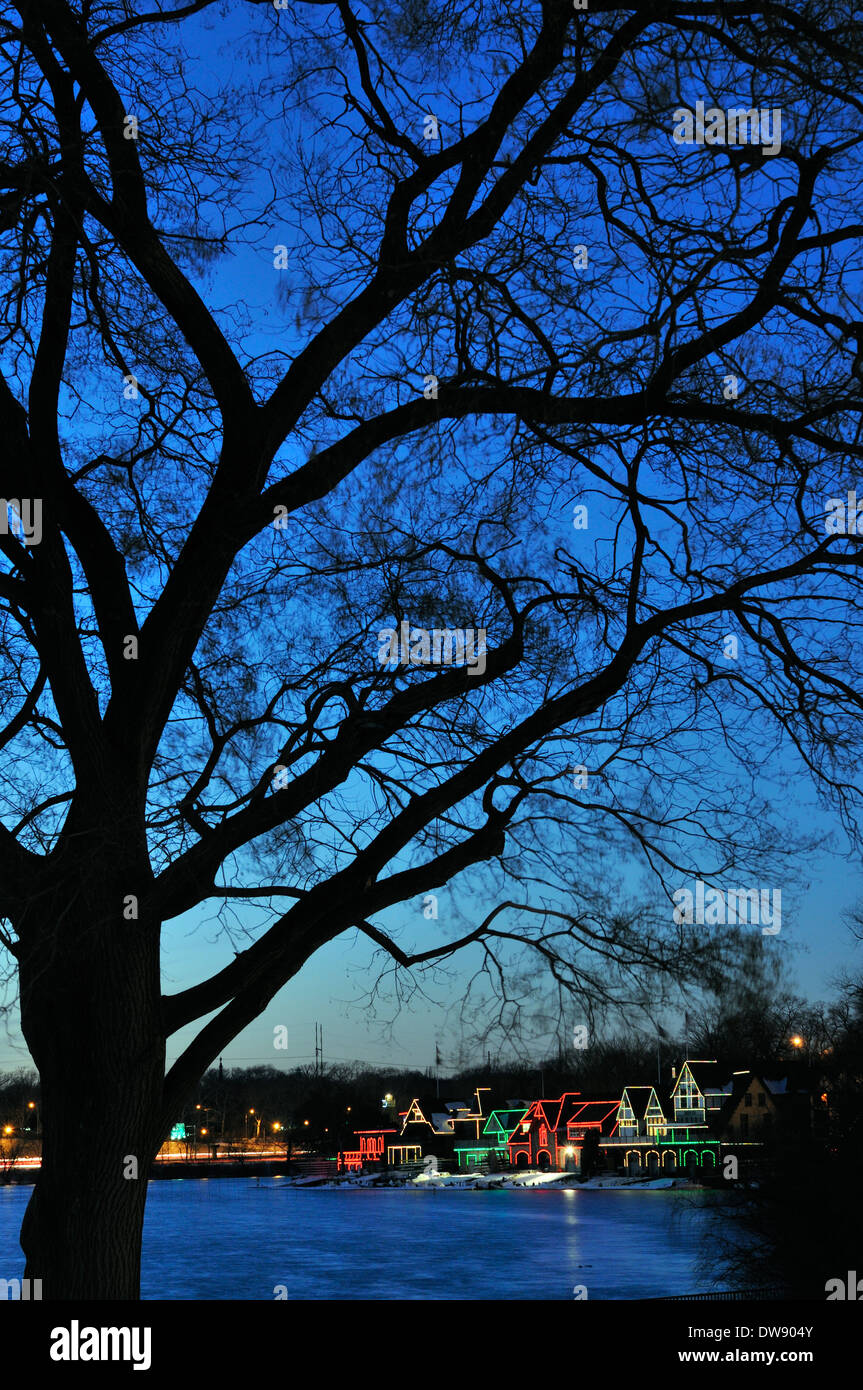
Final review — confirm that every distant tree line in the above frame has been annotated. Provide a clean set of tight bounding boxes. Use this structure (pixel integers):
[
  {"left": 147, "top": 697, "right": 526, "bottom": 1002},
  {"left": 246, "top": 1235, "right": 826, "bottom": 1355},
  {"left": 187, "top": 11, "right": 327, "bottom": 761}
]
[{"left": 2, "top": 969, "right": 859, "bottom": 1156}]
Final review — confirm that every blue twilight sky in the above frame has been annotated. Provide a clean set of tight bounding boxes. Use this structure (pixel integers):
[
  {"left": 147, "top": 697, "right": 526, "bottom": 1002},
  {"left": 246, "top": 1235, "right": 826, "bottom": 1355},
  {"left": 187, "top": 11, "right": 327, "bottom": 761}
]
[
  {"left": 1, "top": 838, "right": 860, "bottom": 1077},
  {"left": 2, "top": 2, "right": 862, "bottom": 1077}
]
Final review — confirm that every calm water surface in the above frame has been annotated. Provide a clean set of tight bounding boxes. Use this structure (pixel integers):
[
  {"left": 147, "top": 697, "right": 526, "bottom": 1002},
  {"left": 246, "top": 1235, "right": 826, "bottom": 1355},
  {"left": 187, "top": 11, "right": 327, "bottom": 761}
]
[{"left": 0, "top": 1178, "right": 727, "bottom": 1299}]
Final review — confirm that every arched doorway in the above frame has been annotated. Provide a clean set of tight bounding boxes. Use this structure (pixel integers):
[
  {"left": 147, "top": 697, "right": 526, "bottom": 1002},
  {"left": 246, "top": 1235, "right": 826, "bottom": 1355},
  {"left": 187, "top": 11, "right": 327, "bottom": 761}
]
[
  {"left": 684, "top": 1150, "right": 698, "bottom": 1174},
  {"left": 626, "top": 1150, "right": 641, "bottom": 1173},
  {"left": 662, "top": 1150, "right": 676, "bottom": 1169},
  {"left": 515, "top": 1150, "right": 529, "bottom": 1167},
  {"left": 537, "top": 1149, "right": 551, "bottom": 1169},
  {"left": 647, "top": 1151, "right": 660, "bottom": 1176},
  {"left": 701, "top": 1150, "right": 716, "bottom": 1169}
]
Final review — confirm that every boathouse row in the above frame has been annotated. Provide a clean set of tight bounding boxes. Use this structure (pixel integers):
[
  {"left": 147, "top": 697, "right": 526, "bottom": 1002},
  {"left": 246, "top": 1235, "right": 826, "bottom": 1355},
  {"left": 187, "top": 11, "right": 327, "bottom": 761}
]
[{"left": 336, "top": 1061, "right": 814, "bottom": 1175}]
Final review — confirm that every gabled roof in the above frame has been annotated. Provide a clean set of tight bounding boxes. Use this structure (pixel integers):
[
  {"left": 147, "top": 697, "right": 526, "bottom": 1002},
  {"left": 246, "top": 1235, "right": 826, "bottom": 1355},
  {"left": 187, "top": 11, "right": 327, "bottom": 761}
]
[
  {"left": 672, "top": 1060, "right": 727, "bottom": 1097},
  {"left": 567, "top": 1100, "right": 619, "bottom": 1134},
  {"left": 403, "top": 1090, "right": 490, "bottom": 1126},
  {"left": 401, "top": 1098, "right": 432, "bottom": 1128},
  {"left": 515, "top": 1093, "right": 582, "bottom": 1133},
  {"left": 712, "top": 1071, "right": 787, "bottom": 1129},
  {"left": 402, "top": 1097, "right": 462, "bottom": 1132},
  {"left": 483, "top": 1107, "right": 529, "bottom": 1138},
  {"left": 620, "top": 1086, "right": 655, "bottom": 1120}
]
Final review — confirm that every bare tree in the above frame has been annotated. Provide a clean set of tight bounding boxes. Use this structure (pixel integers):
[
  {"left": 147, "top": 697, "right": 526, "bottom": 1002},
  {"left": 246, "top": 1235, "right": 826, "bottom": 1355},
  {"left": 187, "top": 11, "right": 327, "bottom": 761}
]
[{"left": 0, "top": 0, "right": 862, "bottom": 1296}]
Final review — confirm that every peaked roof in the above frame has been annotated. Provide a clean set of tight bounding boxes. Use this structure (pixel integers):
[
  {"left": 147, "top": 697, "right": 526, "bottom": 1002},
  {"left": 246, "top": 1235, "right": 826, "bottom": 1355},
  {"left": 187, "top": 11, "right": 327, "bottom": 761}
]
[
  {"left": 483, "top": 1107, "right": 529, "bottom": 1138},
  {"left": 620, "top": 1086, "right": 655, "bottom": 1120},
  {"left": 517, "top": 1093, "right": 583, "bottom": 1132},
  {"left": 673, "top": 1060, "right": 727, "bottom": 1094},
  {"left": 712, "top": 1070, "right": 791, "bottom": 1127},
  {"left": 567, "top": 1099, "right": 620, "bottom": 1132},
  {"left": 401, "top": 1097, "right": 455, "bottom": 1132},
  {"left": 402, "top": 1093, "right": 492, "bottom": 1132}
]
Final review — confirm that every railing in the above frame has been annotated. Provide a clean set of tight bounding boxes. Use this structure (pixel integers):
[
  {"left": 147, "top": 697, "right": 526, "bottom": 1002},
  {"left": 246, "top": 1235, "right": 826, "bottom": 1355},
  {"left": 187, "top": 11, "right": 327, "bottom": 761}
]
[
  {"left": 601, "top": 1135, "right": 671, "bottom": 1145},
  {"left": 651, "top": 1287, "right": 795, "bottom": 1302}
]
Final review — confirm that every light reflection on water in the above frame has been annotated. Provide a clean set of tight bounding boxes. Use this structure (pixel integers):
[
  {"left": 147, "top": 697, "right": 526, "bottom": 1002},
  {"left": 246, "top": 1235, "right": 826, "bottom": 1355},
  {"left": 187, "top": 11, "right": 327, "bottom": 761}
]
[{"left": 0, "top": 1178, "right": 727, "bottom": 1300}]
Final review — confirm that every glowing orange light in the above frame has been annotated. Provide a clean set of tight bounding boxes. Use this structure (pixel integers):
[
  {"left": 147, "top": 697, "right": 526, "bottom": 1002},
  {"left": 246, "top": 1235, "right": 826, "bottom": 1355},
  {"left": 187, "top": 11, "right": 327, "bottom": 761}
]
[{"left": 790, "top": 1035, "right": 804, "bottom": 1048}]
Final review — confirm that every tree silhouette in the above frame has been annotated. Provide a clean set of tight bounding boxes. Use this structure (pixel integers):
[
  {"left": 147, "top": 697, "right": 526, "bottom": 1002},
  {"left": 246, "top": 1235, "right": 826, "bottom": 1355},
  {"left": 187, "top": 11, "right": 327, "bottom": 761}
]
[{"left": 0, "top": 0, "right": 862, "bottom": 1296}]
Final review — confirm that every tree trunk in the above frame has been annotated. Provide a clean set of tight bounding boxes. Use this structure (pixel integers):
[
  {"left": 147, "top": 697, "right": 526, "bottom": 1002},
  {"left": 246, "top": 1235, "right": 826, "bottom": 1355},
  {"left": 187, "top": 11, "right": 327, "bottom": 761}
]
[{"left": 17, "top": 868, "right": 165, "bottom": 1300}]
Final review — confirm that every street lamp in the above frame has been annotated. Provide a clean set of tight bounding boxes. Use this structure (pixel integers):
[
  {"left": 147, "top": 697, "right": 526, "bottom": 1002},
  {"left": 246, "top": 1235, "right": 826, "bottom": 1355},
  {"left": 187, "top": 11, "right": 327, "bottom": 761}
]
[
  {"left": 195, "top": 1105, "right": 217, "bottom": 1154},
  {"left": 27, "top": 1101, "right": 39, "bottom": 1136}
]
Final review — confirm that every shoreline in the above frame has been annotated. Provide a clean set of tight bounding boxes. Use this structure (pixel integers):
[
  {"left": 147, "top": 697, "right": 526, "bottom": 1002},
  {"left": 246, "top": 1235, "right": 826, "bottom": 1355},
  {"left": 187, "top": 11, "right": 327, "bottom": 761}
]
[{"left": 1, "top": 1163, "right": 710, "bottom": 1191}]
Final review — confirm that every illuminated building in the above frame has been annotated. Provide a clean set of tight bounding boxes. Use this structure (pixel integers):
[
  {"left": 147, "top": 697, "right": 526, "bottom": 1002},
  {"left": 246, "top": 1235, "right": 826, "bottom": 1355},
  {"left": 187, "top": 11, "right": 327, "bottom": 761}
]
[
  {"left": 336, "top": 1129, "right": 398, "bottom": 1172},
  {"left": 453, "top": 1106, "right": 530, "bottom": 1170},
  {"left": 507, "top": 1094, "right": 619, "bottom": 1170}
]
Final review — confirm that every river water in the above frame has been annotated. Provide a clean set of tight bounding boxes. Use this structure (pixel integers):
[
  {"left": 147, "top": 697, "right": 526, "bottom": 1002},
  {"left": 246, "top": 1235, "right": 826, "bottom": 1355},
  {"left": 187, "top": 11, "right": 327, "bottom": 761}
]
[{"left": 0, "top": 1178, "right": 728, "bottom": 1299}]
